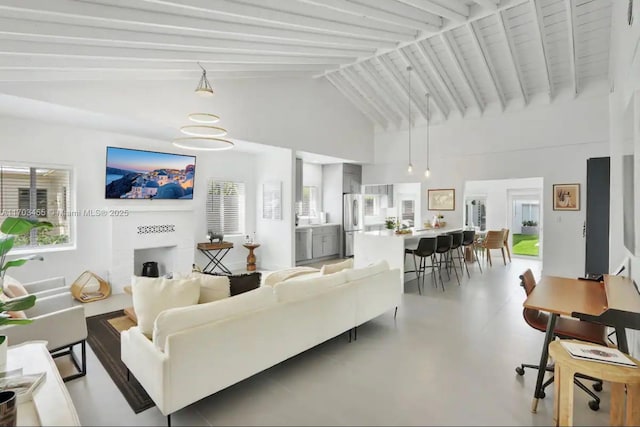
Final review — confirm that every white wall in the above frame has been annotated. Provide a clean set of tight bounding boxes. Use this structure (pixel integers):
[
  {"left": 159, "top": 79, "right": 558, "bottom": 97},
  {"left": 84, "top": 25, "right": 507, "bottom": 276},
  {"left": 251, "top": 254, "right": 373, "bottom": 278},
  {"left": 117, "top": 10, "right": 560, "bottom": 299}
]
[
  {"left": 0, "top": 116, "right": 257, "bottom": 285},
  {"left": 364, "top": 94, "right": 610, "bottom": 277},
  {"left": 0, "top": 78, "right": 374, "bottom": 163},
  {"left": 255, "top": 148, "right": 295, "bottom": 271}
]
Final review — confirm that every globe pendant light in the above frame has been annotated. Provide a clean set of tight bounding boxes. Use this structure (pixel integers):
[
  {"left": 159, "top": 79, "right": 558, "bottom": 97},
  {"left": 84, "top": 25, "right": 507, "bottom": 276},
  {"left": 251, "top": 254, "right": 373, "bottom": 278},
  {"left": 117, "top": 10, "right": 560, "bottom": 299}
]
[
  {"left": 424, "top": 92, "right": 431, "bottom": 178},
  {"left": 406, "top": 66, "right": 413, "bottom": 174}
]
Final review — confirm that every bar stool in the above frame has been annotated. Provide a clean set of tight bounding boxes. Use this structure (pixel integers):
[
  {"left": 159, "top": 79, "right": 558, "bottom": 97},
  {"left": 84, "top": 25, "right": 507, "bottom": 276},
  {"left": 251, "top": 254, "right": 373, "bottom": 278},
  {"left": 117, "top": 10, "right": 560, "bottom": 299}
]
[
  {"left": 407, "top": 237, "right": 437, "bottom": 294},
  {"left": 462, "top": 230, "right": 482, "bottom": 275},
  {"left": 448, "top": 231, "right": 466, "bottom": 278},
  {"left": 435, "top": 234, "right": 459, "bottom": 290},
  {"left": 549, "top": 340, "right": 640, "bottom": 426}
]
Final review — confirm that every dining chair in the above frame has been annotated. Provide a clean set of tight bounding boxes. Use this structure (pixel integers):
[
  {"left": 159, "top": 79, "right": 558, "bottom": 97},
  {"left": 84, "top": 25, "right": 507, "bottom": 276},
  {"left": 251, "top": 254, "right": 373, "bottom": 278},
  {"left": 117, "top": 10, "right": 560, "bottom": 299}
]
[
  {"left": 461, "top": 230, "right": 482, "bottom": 275},
  {"left": 481, "top": 230, "right": 506, "bottom": 266},
  {"left": 501, "top": 228, "right": 512, "bottom": 263}
]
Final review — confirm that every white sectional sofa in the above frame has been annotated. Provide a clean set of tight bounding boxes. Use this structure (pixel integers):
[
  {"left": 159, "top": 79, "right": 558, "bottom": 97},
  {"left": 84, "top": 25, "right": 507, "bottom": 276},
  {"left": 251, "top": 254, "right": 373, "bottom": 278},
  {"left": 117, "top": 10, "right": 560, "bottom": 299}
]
[{"left": 121, "top": 261, "right": 401, "bottom": 420}]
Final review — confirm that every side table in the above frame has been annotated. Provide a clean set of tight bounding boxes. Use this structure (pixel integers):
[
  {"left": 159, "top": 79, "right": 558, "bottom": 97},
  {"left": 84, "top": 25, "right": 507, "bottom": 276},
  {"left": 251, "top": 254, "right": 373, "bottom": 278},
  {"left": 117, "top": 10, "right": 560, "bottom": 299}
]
[
  {"left": 242, "top": 243, "right": 260, "bottom": 271},
  {"left": 197, "top": 241, "right": 234, "bottom": 275}
]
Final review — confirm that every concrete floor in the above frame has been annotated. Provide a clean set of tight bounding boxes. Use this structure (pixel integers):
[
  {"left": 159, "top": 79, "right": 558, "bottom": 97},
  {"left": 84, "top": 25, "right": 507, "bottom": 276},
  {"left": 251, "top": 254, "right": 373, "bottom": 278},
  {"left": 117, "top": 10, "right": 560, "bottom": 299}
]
[{"left": 64, "top": 258, "right": 611, "bottom": 426}]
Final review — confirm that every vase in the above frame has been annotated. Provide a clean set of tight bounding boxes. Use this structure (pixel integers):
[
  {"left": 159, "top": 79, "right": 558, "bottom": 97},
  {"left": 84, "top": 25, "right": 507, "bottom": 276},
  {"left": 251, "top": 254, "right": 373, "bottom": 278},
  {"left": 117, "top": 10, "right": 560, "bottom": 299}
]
[
  {"left": 0, "top": 391, "right": 16, "bottom": 427},
  {"left": 0, "top": 336, "right": 6, "bottom": 371},
  {"left": 431, "top": 216, "right": 440, "bottom": 228}
]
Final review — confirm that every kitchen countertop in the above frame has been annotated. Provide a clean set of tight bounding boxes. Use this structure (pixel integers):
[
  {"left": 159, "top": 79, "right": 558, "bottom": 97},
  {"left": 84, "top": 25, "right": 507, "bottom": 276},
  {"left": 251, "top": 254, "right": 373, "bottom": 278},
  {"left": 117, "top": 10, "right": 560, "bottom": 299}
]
[{"left": 295, "top": 223, "right": 340, "bottom": 230}]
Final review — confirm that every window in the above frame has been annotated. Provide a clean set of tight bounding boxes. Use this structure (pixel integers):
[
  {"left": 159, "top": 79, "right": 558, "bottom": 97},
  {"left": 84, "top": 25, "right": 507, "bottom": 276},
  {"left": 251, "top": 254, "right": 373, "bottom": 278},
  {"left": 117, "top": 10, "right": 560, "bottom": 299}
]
[
  {"left": 207, "top": 180, "right": 245, "bottom": 235},
  {"left": 522, "top": 203, "right": 539, "bottom": 223},
  {"left": 401, "top": 199, "right": 415, "bottom": 227},
  {"left": 364, "top": 195, "right": 382, "bottom": 216},
  {"left": 300, "top": 186, "right": 318, "bottom": 217},
  {"left": 0, "top": 165, "right": 72, "bottom": 249}
]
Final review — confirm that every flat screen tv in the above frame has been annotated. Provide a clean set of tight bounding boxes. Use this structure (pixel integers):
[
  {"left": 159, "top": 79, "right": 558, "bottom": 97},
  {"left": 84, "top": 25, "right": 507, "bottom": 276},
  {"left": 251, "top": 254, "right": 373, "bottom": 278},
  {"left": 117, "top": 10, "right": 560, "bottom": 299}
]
[{"left": 105, "top": 147, "right": 196, "bottom": 199}]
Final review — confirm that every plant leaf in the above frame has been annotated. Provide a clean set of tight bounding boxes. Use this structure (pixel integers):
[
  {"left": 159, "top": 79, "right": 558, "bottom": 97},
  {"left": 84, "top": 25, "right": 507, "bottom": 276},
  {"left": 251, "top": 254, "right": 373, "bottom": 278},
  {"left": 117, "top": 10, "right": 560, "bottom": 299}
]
[
  {"left": 0, "top": 218, "right": 52, "bottom": 235},
  {"left": 0, "top": 294, "right": 36, "bottom": 312},
  {"left": 0, "top": 317, "right": 33, "bottom": 326},
  {"left": 0, "top": 255, "right": 44, "bottom": 272},
  {"left": 0, "top": 236, "right": 14, "bottom": 259}
]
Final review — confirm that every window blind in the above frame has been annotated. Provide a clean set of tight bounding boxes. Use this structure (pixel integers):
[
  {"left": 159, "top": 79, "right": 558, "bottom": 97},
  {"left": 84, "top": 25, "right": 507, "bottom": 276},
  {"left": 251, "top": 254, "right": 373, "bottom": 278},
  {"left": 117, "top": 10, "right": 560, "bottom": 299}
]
[
  {"left": 207, "top": 180, "right": 245, "bottom": 235},
  {"left": 301, "top": 186, "right": 318, "bottom": 217},
  {"left": 18, "top": 188, "right": 47, "bottom": 217}
]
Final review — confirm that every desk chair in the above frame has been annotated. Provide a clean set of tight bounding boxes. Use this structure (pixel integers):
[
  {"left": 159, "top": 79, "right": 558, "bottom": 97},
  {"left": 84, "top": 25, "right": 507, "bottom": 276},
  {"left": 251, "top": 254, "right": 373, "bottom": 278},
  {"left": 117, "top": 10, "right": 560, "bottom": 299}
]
[
  {"left": 515, "top": 269, "right": 605, "bottom": 410},
  {"left": 405, "top": 237, "right": 437, "bottom": 294},
  {"left": 481, "top": 230, "right": 506, "bottom": 266}
]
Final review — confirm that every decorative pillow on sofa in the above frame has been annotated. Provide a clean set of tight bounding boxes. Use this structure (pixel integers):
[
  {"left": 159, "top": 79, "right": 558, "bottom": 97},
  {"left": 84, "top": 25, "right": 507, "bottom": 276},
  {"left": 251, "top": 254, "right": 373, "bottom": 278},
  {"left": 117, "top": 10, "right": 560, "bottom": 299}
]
[
  {"left": 174, "top": 272, "right": 230, "bottom": 303},
  {"left": 320, "top": 258, "right": 353, "bottom": 275},
  {"left": 345, "top": 260, "right": 390, "bottom": 282},
  {"left": 205, "top": 272, "right": 262, "bottom": 296},
  {"left": 131, "top": 276, "right": 200, "bottom": 338},
  {"left": 2, "top": 275, "right": 28, "bottom": 298}
]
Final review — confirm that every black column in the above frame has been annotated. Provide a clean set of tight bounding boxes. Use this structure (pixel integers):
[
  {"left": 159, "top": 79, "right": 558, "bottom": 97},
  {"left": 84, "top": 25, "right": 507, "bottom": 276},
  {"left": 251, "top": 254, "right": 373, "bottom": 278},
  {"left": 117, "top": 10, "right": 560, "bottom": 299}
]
[{"left": 585, "top": 157, "right": 610, "bottom": 276}]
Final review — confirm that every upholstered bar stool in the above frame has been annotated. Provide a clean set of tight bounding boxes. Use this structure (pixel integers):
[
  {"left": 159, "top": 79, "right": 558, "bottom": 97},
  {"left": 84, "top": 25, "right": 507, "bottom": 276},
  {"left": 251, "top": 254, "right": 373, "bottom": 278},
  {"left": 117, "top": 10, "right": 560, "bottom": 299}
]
[{"left": 549, "top": 340, "right": 640, "bottom": 427}]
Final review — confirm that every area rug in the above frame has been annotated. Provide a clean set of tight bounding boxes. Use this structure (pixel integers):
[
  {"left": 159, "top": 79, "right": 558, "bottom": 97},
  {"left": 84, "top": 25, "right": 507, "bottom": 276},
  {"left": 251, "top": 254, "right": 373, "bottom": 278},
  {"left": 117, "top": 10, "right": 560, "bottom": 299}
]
[{"left": 86, "top": 310, "right": 155, "bottom": 413}]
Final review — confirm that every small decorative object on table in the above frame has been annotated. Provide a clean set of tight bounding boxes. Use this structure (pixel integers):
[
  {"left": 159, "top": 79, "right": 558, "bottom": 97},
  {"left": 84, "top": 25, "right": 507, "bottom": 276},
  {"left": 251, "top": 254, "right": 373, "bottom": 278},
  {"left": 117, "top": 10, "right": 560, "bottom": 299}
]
[
  {"left": 242, "top": 243, "right": 261, "bottom": 272},
  {"left": 70, "top": 270, "right": 111, "bottom": 303},
  {"left": 206, "top": 230, "right": 224, "bottom": 243},
  {"left": 384, "top": 217, "right": 397, "bottom": 230},
  {"left": 431, "top": 213, "right": 445, "bottom": 228}
]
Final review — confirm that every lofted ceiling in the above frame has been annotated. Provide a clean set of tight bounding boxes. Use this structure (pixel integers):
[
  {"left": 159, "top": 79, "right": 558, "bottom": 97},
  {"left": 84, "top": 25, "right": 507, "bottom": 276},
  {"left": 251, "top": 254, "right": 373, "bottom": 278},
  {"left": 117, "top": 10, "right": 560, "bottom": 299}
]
[{"left": 0, "top": 0, "right": 612, "bottom": 127}]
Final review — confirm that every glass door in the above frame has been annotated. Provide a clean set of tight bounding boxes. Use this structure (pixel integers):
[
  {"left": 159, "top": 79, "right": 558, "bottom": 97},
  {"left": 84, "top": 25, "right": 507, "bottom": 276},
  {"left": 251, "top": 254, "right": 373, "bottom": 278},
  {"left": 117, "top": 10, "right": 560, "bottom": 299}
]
[{"left": 510, "top": 195, "right": 541, "bottom": 258}]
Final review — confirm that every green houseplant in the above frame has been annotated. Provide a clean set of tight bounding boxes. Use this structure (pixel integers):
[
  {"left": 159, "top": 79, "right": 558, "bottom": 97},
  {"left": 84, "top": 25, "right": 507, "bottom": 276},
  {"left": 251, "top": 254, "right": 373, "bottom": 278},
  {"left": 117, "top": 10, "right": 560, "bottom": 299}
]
[{"left": 0, "top": 217, "right": 52, "bottom": 342}]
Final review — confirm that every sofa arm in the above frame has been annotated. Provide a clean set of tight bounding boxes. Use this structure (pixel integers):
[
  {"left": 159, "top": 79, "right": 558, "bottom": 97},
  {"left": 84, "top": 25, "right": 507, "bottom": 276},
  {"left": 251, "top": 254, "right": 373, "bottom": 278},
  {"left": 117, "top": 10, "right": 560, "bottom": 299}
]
[
  {"left": 121, "top": 327, "right": 168, "bottom": 414},
  {"left": 25, "top": 293, "right": 75, "bottom": 318},
  {"left": 1, "top": 305, "right": 87, "bottom": 351},
  {"left": 24, "top": 277, "right": 66, "bottom": 294}
]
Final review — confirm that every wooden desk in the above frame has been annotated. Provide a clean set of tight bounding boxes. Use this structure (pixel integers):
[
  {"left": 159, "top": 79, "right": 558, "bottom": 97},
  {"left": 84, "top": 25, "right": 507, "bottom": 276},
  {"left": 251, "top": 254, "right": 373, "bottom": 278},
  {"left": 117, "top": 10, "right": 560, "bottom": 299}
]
[
  {"left": 9, "top": 341, "right": 80, "bottom": 426},
  {"left": 197, "top": 241, "right": 234, "bottom": 275},
  {"left": 524, "top": 275, "right": 640, "bottom": 413}
]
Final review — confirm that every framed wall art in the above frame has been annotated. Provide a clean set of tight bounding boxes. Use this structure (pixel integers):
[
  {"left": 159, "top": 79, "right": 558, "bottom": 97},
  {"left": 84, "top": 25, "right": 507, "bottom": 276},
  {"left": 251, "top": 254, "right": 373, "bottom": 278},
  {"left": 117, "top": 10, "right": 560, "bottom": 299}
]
[
  {"left": 552, "top": 183, "right": 580, "bottom": 211},
  {"left": 427, "top": 188, "right": 455, "bottom": 211}
]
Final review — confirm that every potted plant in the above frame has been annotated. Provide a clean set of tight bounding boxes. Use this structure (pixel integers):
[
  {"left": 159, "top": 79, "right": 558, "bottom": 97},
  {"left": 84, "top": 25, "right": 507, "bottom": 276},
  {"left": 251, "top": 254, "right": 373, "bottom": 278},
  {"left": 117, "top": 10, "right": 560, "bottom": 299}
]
[{"left": 384, "top": 217, "right": 397, "bottom": 230}]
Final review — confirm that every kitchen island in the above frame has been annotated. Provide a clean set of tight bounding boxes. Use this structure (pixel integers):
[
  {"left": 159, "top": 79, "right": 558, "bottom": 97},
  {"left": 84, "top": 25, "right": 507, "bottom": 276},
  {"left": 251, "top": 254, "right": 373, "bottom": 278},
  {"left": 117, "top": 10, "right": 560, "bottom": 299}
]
[{"left": 353, "top": 227, "right": 462, "bottom": 285}]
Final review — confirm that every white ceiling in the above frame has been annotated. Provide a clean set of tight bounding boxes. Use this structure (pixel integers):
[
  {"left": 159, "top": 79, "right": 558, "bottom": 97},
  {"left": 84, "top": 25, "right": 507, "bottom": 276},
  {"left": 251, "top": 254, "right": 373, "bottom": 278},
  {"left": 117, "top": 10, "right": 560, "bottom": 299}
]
[{"left": 0, "top": 0, "right": 613, "bottom": 127}]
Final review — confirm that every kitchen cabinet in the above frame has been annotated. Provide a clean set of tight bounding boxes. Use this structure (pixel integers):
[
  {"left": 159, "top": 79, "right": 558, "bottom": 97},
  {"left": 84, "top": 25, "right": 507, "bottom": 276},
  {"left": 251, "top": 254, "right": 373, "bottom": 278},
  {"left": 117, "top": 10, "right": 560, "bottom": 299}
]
[
  {"left": 309, "top": 225, "right": 339, "bottom": 259},
  {"left": 295, "top": 228, "right": 312, "bottom": 262},
  {"left": 342, "top": 164, "right": 362, "bottom": 194}
]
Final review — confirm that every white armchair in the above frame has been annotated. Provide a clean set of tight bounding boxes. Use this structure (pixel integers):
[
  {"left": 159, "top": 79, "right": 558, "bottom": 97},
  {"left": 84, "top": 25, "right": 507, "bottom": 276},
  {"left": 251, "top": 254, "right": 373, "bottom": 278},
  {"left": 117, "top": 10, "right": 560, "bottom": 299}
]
[
  {"left": 22, "top": 276, "right": 69, "bottom": 299},
  {"left": 0, "top": 292, "right": 87, "bottom": 381}
]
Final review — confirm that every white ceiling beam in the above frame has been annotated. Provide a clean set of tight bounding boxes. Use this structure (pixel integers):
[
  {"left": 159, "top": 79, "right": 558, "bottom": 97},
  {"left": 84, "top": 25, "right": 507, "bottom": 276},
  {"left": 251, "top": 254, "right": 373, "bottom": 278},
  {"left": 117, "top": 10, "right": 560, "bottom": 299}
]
[
  {"left": 397, "top": 0, "right": 469, "bottom": 23},
  {"left": 97, "top": 0, "right": 412, "bottom": 41},
  {"left": 359, "top": 61, "right": 410, "bottom": 121},
  {"left": 565, "top": 0, "right": 578, "bottom": 96},
  {"left": 467, "top": 21, "right": 506, "bottom": 110},
  {"left": 0, "top": 40, "right": 352, "bottom": 65},
  {"left": 0, "top": 0, "right": 395, "bottom": 49},
  {"left": 497, "top": 11, "right": 528, "bottom": 104},
  {"left": 325, "top": 73, "right": 388, "bottom": 128},
  {"left": 440, "top": 33, "right": 484, "bottom": 113},
  {"left": 376, "top": 55, "right": 430, "bottom": 120},
  {"left": 342, "top": 68, "right": 402, "bottom": 127},
  {"left": 530, "top": 0, "right": 553, "bottom": 98},
  {"left": 415, "top": 41, "right": 466, "bottom": 115},
  {"left": 0, "top": 69, "right": 318, "bottom": 81},
  {"left": 470, "top": 0, "right": 498, "bottom": 11},
  {"left": 352, "top": 0, "right": 443, "bottom": 27},
  {"left": 397, "top": 48, "right": 449, "bottom": 119},
  {"left": 300, "top": 0, "right": 441, "bottom": 32},
  {"left": 0, "top": 17, "right": 373, "bottom": 58}
]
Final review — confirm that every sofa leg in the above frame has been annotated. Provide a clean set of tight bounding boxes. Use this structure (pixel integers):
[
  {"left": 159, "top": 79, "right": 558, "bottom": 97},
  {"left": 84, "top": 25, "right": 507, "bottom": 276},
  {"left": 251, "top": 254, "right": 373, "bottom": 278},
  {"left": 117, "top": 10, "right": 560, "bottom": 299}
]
[
  {"left": 167, "top": 414, "right": 171, "bottom": 427},
  {"left": 348, "top": 329, "right": 352, "bottom": 343},
  {"left": 126, "top": 368, "right": 130, "bottom": 382},
  {"left": 394, "top": 307, "right": 398, "bottom": 319},
  {"left": 354, "top": 326, "right": 358, "bottom": 341}
]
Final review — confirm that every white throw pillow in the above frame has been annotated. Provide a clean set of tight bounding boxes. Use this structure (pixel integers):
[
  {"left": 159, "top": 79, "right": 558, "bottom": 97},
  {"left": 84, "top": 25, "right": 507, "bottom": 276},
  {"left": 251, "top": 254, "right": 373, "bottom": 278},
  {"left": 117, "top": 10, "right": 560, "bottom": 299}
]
[
  {"left": 131, "top": 276, "right": 200, "bottom": 338},
  {"left": 2, "top": 275, "right": 28, "bottom": 298},
  {"left": 274, "top": 271, "right": 348, "bottom": 302},
  {"left": 345, "top": 260, "right": 390, "bottom": 282},
  {"left": 320, "top": 258, "right": 353, "bottom": 275},
  {"left": 173, "top": 272, "right": 230, "bottom": 303}
]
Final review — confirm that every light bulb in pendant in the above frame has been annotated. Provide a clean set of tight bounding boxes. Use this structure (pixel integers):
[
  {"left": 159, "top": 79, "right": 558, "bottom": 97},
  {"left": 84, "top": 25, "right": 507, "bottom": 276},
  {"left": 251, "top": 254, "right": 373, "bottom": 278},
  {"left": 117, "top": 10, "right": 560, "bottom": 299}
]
[
  {"left": 424, "top": 168, "right": 431, "bottom": 178},
  {"left": 407, "top": 163, "right": 413, "bottom": 173}
]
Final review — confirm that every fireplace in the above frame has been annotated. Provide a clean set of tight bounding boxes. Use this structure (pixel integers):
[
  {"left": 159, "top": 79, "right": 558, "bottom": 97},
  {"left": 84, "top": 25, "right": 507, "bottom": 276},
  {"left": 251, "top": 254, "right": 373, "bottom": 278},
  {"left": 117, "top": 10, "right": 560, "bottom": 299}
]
[{"left": 109, "top": 208, "right": 195, "bottom": 293}]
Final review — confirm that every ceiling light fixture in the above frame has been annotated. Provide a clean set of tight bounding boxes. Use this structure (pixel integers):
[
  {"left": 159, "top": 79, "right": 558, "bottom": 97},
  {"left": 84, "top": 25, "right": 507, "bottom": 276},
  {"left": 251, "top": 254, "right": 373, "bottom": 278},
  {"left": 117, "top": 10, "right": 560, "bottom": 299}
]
[
  {"left": 172, "top": 137, "right": 234, "bottom": 151},
  {"left": 406, "top": 66, "right": 413, "bottom": 174},
  {"left": 195, "top": 62, "right": 214, "bottom": 97},
  {"left": 179, "top": 125, "right": 228, "bottom": 138},
  {"left": 424, "top": 93, "right": 431, "bottom": 179},
  {"left": 188, "top": 113, "right": 220, "bottom": 124}
]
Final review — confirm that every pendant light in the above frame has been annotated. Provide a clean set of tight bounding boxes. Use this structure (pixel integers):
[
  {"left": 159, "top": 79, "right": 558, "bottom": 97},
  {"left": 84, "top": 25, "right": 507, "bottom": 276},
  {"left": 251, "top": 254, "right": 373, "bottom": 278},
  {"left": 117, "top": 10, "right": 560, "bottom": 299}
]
[
  {"left": 424, "top": 92, "right": 431, "bottom": 178},
  {"left": 406, "top": 66, "right": 413, "bottom": 174},
  {"left": 195, "top": 62, "right": 214, "bottom": 97}
]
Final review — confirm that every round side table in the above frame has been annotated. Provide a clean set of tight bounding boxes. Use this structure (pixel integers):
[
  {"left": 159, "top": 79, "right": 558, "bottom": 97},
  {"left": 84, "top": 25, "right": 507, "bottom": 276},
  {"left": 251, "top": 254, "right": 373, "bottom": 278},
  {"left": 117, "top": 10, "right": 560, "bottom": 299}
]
[{"left": 243, "top": 243, "right": 261, "bottom": 271}]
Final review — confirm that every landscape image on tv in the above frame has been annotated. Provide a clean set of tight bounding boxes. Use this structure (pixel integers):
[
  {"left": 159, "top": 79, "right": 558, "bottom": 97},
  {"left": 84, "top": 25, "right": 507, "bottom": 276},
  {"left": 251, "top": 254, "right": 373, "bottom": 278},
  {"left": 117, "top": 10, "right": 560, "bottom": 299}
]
[{"left": 105, "top": 147, "right": 196, "bottom": 199}]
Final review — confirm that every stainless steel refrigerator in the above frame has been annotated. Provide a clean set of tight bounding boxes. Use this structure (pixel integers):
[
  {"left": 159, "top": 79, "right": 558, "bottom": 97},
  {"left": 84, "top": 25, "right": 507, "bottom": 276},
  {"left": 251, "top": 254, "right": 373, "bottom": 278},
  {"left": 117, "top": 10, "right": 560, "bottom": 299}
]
[{"left": 343, "top": 193, "right": 363, "bottom": 257}]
